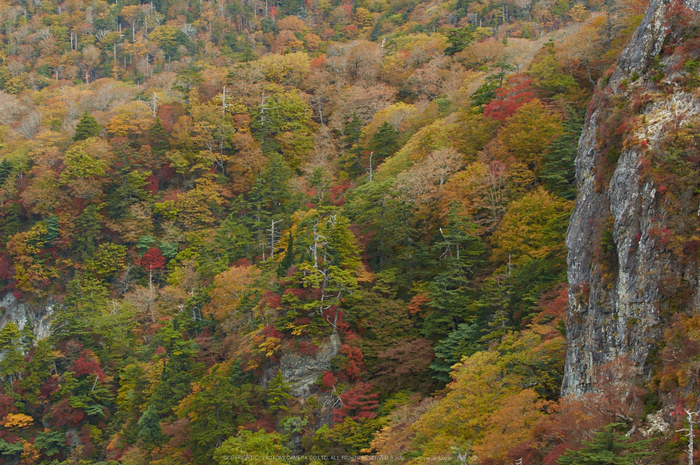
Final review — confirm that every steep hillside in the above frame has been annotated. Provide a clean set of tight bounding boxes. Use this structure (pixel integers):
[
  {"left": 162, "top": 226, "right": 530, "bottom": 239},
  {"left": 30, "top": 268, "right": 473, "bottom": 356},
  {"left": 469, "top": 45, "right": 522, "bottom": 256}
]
[{"left": 0, "top": 0, "right": 691, "bottom": 461}]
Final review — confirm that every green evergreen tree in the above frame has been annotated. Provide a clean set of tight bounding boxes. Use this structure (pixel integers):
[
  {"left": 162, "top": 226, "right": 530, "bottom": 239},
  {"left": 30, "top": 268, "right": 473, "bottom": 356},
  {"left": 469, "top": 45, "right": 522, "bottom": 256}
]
[
  {"left": 0, "top": 439, "right": 23, "bottom": 459},
  {"left": 240, "top": 45, "right": 256, "bottom": 62},
  {"left": 73, "top": 111, "right": 101, "bottom": 141},
  {"left": 137, "top": 403, "right": 166, "bottom": 448},
  {"left": 180, "top": 363, "right": 262, "bottom": 463},
  {"left": 50, "top": 273, "right": 109, "bottom": 345},
  {"left": 282, "top": 208, "right": 361, "bottom": 333},
  {"left": 445, "top": 26, "right": 474, "bottom": 55},
  {"left": 20, "top": 311, "right": 34, "bottom": 350},
  {"left": 368, "top": 121, "right": 400, "bottom": 163},
  {"left": 252, "top": 153, "right": 293, "bottom": 218},
  {"left": 0, "top": 159, "right": 12, "bottom": 185},
  {"left": 145, "top": 321, "right": 202, "bottom": 418},
  {"left": 148, "top": 118, "right": 171, "bottom": 156},
  {"left": 541, "top": 108, "right": 583, "bottom": 200},
  {"left": 249, "top": 91, "right": 312, "bottom": 158},
  {"left": 557, "top": 423, "right": 653, "bottom": 465},
  {"left": 83, "top": 243, "right": 128, "bottom": 279},
  {"left": 430, "top": 323, "right": 482, "bottom": 382},
  {"left": 43, "top": 215, "right": 60, "bottom": 243},
  {"left": 18, "top": 339, "right": 54, "bottom": 404},
  {"left": 471, "top": 71, "right": 507, "bottom": 109},
  {"left": 137, "top": 235, "right": 157, "bottom": 254},
  {"left": 477, "top": 276, "right": 515, "bottom": 343},
  {"left": 0, "top": 322, "right": 24, "bottom": 387},
  {"left": 267, "top": 370, "right": 293, "bottom": 413},
  {"left": 107, "top": 170, "right": 150, "bottom": 219},
  {"left": 33, "top": 431, "right": 67, "bottom": 457},
  {"left": 211, "top": 208, "right": 256, "bottom": 265},
  {"left": 423, "top": 203, "right": 485, "bottom": 340},
  {"left": 308, "top": 166, "right": 331, "bottom": 204},
  {"left": 174, "top": 65, "right": 204, "bottom": 105},
  {"left": 345, "top": 178, "right": 415, "bottom": 276},
  {"left": 529, "top": 49, "right": 579, "bottom": 95},
  {"left": 217, "top": 153, "right": 293, "bottom": 264},
  {"left": 0, "top": 201, "right": 21, "bottom": 240},
  {"left": 74, "top": 204, "right": 102, "bottom": 259},
  {"left": 74, "top": 205, "right": 103, "bottom": 258},
  {"left": 0, "top": 68, "right": 10, "bottom": 90}
]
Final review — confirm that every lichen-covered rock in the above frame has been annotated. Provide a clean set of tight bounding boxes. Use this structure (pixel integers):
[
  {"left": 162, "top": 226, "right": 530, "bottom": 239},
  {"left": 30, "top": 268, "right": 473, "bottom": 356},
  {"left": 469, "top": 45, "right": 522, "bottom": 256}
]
[
  {"left": 0, "top": 293, "right": 54, "bottom": 341},
  {"left": 279, "top": 332, "right": 341, "bottom": 398},
  {"left": 564, "top": 0, "right": 700, "bottom": 395}
]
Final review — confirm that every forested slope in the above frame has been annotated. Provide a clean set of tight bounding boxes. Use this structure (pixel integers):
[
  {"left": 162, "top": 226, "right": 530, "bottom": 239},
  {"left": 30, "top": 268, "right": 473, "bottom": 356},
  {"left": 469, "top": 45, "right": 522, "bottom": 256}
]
[{"left": 0, "top": 0, "right": 694, "bottom": 462}]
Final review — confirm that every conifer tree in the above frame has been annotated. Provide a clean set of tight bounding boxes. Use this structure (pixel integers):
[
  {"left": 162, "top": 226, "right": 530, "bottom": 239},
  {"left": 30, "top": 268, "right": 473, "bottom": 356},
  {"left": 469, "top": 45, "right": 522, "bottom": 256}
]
[
  {"left": 33, "top": 430, "right": 67, "bottom": 457},
  {"left": 541, "top": 108, "right": 583, "bottom": 200},
  {"left": 0, "top": 159, "right": 12, "bottom": 185},
  {"left": 0, "top": 322, "right": 24, "bottom": 387},
  {"left": 20, "top": 311, "right": 34, "bottom": 350},
  {"left": 138, "top": 404, "right": 166, "bottom": 448},
  {"left": 0, "top": 201, "right": 21, "bottom": 240},
  {"left": 430, "top": 323, "right": 482, "bottom": 382},
  {"left": 148, "top": 118, "right": 170, "bottom": 156},
  {"left": 18, "top": 339, "right": 54, "bottom": 403},
  {"left": 368, "top": 121, "right": 400, "bottom": 163},
  {"left": 345, "top": 178, "right": 414, "bottom": 274},
  {"left": 74, "top": 205, "right": 102, "bottom": 258},
  {"left": 282, "top": 208, "right": 361, "bottom": 333},
  {"left": 43, "top": 216, "right": 60, "bottom": 243},
  {"left": 557, "top": 423, "right": 653, "bottom": 465},
  {"left": 147, "top": 322, "right": 201, "bottom": 417},
  {"left": 73, "top": 111, "right": 101, "bottom": 141},
  {"left": 267, "top": 370, "right": 294, "bottom": 413},
  {"left": 471, "top": 71, "right": 506, "bottom": 109},
  {"left": 177, "top": 362, "right": 261, "bottom": 463},
  {"left": 173, "top": 65, "right": 204, "bottom": 105},
  {"left": 445, "top": 26, "right": 474, "bottom": 55},
  {"left": 423, "top": 203, "right": 485, "bottom": 340},
  {"left": 213, "top": 210, "right": 256, "bottom": 264},
  {"left": 50, "top": 274, "right": 109, "bottom": 345},
  {"left": 0, "top": 439, "right": 23, "bottom": 459},
  {"left": 235, "top": 153, "right": 293, "bottom": 261}
]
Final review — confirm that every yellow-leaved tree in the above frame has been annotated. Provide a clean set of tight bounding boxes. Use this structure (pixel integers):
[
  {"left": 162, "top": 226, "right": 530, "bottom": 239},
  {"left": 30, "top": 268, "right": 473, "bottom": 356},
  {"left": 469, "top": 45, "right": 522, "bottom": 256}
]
[
  {"left": 498, "top": 99, "right": 562, "bottom": 172},
  {"left": 491, "top": 186, "right": 573, "bottom": 266},
  {"left": 204, "top": 265, "right": 263, "bottom": 329}
]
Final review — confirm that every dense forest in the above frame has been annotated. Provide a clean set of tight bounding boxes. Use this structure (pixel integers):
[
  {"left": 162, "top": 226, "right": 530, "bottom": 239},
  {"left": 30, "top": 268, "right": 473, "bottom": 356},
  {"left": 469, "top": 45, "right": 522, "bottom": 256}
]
[{"left": 0, "top": 0, "right": 698, "bottom": 461}]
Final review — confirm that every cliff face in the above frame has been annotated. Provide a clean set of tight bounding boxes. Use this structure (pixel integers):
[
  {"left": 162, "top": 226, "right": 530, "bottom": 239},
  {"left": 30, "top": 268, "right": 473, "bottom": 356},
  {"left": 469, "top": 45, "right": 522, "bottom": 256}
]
[
  {"left": 0, "top": 293, "right": 54, "bottom": 341},
  {"left": 564, "top": 0, "right": 700, "bottom": 395}
]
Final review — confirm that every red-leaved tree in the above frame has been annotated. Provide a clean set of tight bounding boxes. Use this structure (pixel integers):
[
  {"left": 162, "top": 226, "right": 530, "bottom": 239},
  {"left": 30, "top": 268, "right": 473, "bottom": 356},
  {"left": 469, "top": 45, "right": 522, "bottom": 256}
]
[
  {"left": 332, "top": 382, "right": 379, "bottom": 422},
  {"left": 484, "top": 75, "right": 534, "bottom": 121},
  {"left": 139, "top": 247, "right": 166, "bottom": 272}
]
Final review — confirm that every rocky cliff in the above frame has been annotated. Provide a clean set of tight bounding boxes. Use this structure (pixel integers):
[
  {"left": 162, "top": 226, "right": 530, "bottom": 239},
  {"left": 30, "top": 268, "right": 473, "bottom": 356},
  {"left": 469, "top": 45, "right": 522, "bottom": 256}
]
[
  {"left": 0, "top": 293, "right": 54, "bottom": 341},
  {"left": 564, "top": 0, "right": 700, "bottom": 395}
]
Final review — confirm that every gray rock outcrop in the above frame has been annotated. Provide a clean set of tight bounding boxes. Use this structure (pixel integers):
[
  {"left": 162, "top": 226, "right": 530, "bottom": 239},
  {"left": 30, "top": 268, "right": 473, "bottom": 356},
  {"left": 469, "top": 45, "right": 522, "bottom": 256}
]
[
  {"left": 564, "top": 0, "right": 700, "bottom": 395},
  {"left": 279, "top": 332, "right": 341, "bottom": 397},
  {"left": 0, "top": 293, "right": 54, "bottom": 340}
]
